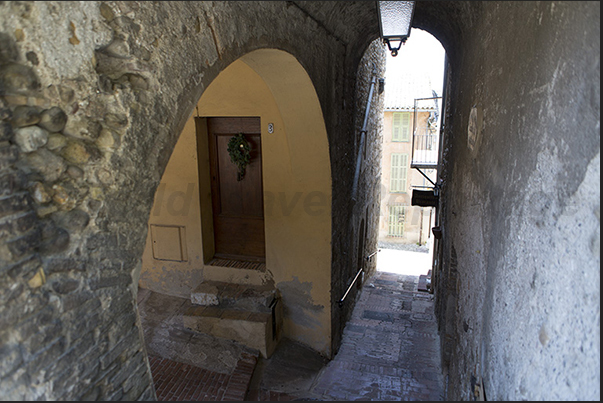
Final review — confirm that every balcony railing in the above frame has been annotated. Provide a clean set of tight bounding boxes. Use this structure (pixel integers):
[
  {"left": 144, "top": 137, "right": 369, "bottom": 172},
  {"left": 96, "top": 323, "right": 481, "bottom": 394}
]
[
  {"left": 411, "top": 97, "right": 441, "bottom": 169},
  {"left": 412, "top": 127, "right": 439, "bottom": 167}
]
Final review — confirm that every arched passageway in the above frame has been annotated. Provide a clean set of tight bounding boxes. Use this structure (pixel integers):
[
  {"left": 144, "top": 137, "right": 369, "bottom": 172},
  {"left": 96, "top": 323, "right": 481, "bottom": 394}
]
[
  {"left": 0, "top": 2, "right": 598, "bottom": 401},
  {"left": 0, "top": 2, "right": 378, "bottom": 399},
  {"left": 139, "top": 48, "right": 333, "bottom": 357}
]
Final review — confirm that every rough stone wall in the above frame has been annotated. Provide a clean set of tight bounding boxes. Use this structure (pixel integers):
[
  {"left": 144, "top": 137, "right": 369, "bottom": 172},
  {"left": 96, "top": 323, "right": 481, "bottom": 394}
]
[
  {"left": 430, "top": 2, "right": 600, "bottom": 400},
  {"left": 3, "top": 1, "right": 597, "bottom": 400},
  {"left": 0, "top": 1, "right": 382, "bottom": 399},
  {"left": 0, "top": 2, "right": 156, "bottom": 399},
  {"left": 330, "top": 38, "right": 385, "bottom": 355}
]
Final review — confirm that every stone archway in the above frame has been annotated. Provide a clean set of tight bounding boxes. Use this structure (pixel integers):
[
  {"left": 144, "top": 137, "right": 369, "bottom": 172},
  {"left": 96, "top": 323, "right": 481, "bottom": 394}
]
[
  {"left": 0, "top": 2, "right": 350, "bottom": 398},
  {"left": 139, "top": 48, "right": 333, "bottom": 357}
]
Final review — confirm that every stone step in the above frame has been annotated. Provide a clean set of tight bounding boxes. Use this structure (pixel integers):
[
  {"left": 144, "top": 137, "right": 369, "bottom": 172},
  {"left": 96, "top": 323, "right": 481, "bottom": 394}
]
[
  {"left": 191, "top": 280, "right": 277, "bottom": 311},
  {"left": 183, "top": 303, "right": 282, "bottom": 359},
  {"left": 418, "top": 271, "right": 433, "bottom": 293}
]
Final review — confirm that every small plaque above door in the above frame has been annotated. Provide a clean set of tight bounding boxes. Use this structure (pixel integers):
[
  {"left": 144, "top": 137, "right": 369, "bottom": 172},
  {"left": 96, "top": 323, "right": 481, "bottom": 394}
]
[{"left": 150, "top": 224, "right": 188, "bottom": 262}]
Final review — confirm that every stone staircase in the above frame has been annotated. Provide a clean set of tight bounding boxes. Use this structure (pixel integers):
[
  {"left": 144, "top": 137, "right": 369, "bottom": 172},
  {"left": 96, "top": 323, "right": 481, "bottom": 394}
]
[{"left": 183, "top": 280, "right": 283, "bottom": 358}]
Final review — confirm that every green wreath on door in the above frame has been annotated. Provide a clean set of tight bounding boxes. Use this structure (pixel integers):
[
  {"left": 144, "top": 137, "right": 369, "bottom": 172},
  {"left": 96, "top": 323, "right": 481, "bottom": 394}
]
[{"left": 227, "top": 133, "right": 251, "bottom": 181}]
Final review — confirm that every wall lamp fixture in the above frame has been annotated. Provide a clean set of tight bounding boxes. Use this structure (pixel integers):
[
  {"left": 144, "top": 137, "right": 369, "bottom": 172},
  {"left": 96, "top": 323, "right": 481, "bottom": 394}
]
[{"left": 377, "top": 1, "right": 415, "bottom": 57}]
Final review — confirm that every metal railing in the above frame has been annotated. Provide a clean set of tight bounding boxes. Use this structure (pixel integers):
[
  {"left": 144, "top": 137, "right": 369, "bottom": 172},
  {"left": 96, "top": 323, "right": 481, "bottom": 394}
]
[
  {"left": 412, "top": 127, "right": 439, "bottom": 167},
  {"left": 411, "top": 96, "right": 441, "bottom": 169},
  {"left": 338, "top": 267, "right": 364, "bottom": 307},
  {"left": 338, "top": 250, "right": 380, "bottom": 307}
]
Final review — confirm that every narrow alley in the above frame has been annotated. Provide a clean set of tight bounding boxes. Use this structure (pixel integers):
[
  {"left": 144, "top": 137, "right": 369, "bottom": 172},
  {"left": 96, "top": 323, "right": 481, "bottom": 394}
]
[
  {"left": 1, "top": 3, "right": 598, "bottom": 401},
  {"left": 138, "top": 263, "right": 444, "bottom": 401}
]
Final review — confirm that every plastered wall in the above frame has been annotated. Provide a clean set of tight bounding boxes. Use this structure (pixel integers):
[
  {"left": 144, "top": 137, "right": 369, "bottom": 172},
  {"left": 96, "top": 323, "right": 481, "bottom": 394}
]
[
  {"left": 379, "top": 110, "right": 436, "bottom": 244},
  {"left": 431, "top": 2, "right": 600, "bottom": 400},
  {"left": 140, "top": 54, "right": 333, "bottom": 356}
]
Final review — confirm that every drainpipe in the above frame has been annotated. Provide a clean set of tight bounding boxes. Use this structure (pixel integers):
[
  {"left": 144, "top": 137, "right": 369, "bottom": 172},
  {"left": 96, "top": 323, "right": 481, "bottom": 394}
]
[{"left": 351, "top": 70, "right": 378, "bottom": 202}]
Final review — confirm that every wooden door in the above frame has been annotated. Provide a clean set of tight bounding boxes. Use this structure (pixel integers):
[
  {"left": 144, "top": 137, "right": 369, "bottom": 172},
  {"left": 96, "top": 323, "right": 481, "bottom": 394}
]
[{"left": 207, "top": 117, "right": 265, "bottom": 261}]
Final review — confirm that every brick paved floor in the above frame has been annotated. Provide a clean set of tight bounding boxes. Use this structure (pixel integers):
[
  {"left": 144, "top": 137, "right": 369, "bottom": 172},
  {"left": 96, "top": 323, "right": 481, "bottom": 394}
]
[
  {"left": 149, "top": 352, "right": 257, "bottom": 401},
  {"left": 138, "top": 288, "right": 260, "bottom": 401}
]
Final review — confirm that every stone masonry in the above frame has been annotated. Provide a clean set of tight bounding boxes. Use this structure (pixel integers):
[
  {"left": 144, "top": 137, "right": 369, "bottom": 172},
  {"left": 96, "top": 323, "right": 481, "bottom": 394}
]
[
  {"left": 0, "top": 1, "right": 599, "bottom": 401},
  {"left": 0, "top": 1, "right": 385, "bottom": 399}
]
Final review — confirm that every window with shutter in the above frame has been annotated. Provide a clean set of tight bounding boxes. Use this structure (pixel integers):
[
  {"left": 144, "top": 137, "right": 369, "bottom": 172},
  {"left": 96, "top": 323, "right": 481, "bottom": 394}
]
[
  {"left": 392, "top": 112, "right": 410, "bottom": 142},
  {"left": 388, "top": 204, "right": 405, "bottom": 237},
  {"left": 390, "top": 153, "right": 408, "bottom": 192}
]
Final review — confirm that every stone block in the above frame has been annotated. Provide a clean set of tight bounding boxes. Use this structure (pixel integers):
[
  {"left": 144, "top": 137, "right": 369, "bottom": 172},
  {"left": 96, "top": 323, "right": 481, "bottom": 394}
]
[
  {"left": 7, "top": 228, "right": 41, "bottom": 261},
  {"left": 191, "top": 280, "right": 277, "bottom": 311},
  {"left": 10, "top": 105, "right": 41, "bottom": 127},
  {"left": 0, "top": 210, "right": 35, "bottom": 242},
  {"left": 183, "top": 301, "right": 281, "bottom": 358},
  {"left": 200, "top": 306, "right": 223, "bottom": 318},
  {"left": 30, "top": 181, "right": 51, "bottom": 204},
  {"left": 0, "top": 169, "right": 22, "bottom": 199},
  {"left": 25, "top": 336, "right": 66, "bottom": 373},
  {"left": 44, "top": 257, "right": 85, "bottom": 275},
  {"left": 190, "top": 282, "right": 219, "bottom": 306},
  {"left": 0, "top": 106, "right": 12, "bottom": 121},
  {"left": 25, "top": 148, "right": 67, "bottom": 182},
  {"left": 39, "top": 227, "right": 69, "bottom": 254},
  {"left": 0, "top": 363, "right": 29, "bottom": 400},
  {"left": 14, "top": 125, "right": 48, "bottom": 152},
  {"left": 53, "top": 208, "right": 90, "bottom": 232},
  {"left": 121, "top": 362, "right": 149, "bottom": 394},
  {"left": 106, "top": 388, "right": 124, "bottom": 402},
  {"left": 46, "top": 133, "right": 67, "bottom": 151},
  {"left": 90, "top": 273, "right": 132, "bottom": 290},
  {"left": 95, "top": 128, "right": 120, "bottom": 150},
  {"left": 0, "top": 143, "right": 19, "bottom": 169},
  {"left": 220, "top": 309, "right": 251, "bottom": 321},
  {"left": 20, "top": 320, "right": 63, "bottom": 361},
  {"left": 0, "top": 121, "right": 13, "bottom": 141},
  {"left": 0, "top": 62, "right": 40, "bottom": 95},
  {"left": 2, "top": 254, "right": 40, "bottom": 280},
  {"left": 108, "top": 351, "right": 144, "bottom": 387},
  {"left": 0, "top": 281, "right": 24, "bottom": 306},
  {"left": 51, "top": 279, "right": 79, "bottom": 295},
  {"left": 106, "top": 311, "right": 137, "bottom": 348},
  {"left": 99, "top": 328, "right": 138, "bottom": 370},
  {"left": 60, "top": 141, "right": 93, "bottom": 164},
  {"left": 61, "top": 290, "right": 99, "bottom": 313},
  {"left": 38, "top": 107, "right": 67, "bottom": 132},
  {"left": 0, "top": 192, "right": 32, "bottom": 219},
  {"left": 62, "top": 116, "right": 102, "bottom": 141},
  {"left": 0, "top": 32, "right": 19, "bottom": 63}
]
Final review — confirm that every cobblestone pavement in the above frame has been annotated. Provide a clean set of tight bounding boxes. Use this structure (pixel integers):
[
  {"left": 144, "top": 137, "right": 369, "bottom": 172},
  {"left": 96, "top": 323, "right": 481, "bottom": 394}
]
[
  {"left": 139, "top": 270, "right": 445, "bottom": 401},
  {"left": 250, "top": 270, "right": 446, "bottom": 401},
  {"left": 309, "top": 271, "right": 445, "bottom": 401}
]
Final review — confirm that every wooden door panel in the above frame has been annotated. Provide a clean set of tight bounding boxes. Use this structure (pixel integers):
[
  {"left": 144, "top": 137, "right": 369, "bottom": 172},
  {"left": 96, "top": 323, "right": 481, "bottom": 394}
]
[
  {"left": 214, "top": 216, "right": 265, "bottom": 259},
  {"left": 214, "top": 134, "right": 263, "bottom": 218},
  {"left": 216, "top": 134, "right": 244, "bottom": 215},
  {"left": 239, "top": 135, "right": 263, "bottom": 217},
  {"left": 207, "top": 117, "right": 265, "bottom": 261}
]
